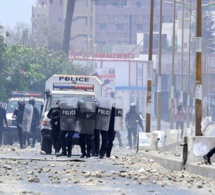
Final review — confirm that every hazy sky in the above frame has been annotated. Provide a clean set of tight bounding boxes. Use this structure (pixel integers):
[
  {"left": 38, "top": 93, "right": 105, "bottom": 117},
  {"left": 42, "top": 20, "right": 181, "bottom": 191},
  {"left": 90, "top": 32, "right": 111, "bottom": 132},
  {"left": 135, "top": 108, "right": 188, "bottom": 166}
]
[{"left": 0, "top": 0, "right": 35, "bottom": 28}]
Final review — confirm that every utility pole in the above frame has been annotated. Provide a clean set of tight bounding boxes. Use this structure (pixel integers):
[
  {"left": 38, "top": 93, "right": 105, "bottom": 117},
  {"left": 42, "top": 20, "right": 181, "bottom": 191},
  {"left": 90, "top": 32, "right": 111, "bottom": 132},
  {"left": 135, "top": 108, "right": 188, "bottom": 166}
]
[
  {"left": 180, "top": 0, "right": 185, "bottom": 104},
  {"left": 145, "top": 0, "right": 154, "bottom": 133},
  {"left": 170, "top": 0, "right": 176, "bottom": 129},
  {"left": 186, "top": 0, "right": 192, "bottom": 128},
  {"left": 157, "top": 0, "right": 162, "bottom": 130},
  {"left": 195, "top": 0, "right": 202, "bottom": 136}
]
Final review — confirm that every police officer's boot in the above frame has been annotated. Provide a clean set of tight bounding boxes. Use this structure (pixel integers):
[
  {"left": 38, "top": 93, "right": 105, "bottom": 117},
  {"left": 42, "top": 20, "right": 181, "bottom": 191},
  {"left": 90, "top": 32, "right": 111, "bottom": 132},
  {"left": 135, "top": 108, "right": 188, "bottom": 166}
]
[
  {"left": 56, "top": 149, "right": 67, "bottom": 157},
  {"left": 67, "top": 149, "right": 72, "bottom": 158}
]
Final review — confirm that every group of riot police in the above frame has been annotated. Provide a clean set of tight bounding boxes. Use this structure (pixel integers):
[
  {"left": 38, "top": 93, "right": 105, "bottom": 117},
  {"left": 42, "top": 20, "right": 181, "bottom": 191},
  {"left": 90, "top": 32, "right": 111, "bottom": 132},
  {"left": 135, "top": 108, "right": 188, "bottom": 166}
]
[
  {"left": 13, "top": 97, "right": 40, "bottom": 149},
  {"left": 47, "top": 97, "right": 123, "bottom": 158}
]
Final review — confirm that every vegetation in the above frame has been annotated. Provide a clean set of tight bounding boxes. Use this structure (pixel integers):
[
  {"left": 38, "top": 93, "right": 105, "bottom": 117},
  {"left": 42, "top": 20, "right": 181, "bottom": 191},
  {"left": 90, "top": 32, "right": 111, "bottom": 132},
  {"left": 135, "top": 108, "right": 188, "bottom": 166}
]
[{"left": 0, "top": 24, "right": 91, "bottom": 101}]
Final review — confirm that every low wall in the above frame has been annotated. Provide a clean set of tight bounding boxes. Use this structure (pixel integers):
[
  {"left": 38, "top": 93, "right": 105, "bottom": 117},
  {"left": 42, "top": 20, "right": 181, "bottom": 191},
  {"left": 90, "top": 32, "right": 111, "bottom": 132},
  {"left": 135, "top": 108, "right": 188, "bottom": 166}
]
[
  {"left": 138, "top": 129, "right": 182, "bottom": 151},
  {"left": 187, "top": 136, "right": 215, "bottom": 163}
]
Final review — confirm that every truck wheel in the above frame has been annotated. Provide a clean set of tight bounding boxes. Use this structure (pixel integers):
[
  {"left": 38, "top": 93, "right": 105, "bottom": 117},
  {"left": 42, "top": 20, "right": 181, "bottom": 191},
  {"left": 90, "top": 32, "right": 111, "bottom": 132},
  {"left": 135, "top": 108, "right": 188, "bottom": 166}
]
[{"left": 41, "top": 137, "right": 52, "bottom": 155}]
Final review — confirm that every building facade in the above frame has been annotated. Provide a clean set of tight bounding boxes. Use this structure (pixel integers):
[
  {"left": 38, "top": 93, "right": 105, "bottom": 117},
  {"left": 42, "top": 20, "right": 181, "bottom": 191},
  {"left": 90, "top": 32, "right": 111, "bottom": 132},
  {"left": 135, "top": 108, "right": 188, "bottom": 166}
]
[{"left": 31, "top": 0, "right": 215, "bottom": 121}]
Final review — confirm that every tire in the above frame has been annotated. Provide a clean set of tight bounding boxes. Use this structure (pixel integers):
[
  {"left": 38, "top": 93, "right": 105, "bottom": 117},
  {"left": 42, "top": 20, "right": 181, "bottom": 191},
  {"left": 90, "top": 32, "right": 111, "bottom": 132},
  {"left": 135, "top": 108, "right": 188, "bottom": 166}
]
[{"left": 41, "top": 137, "right": 52, "bottom": 155}]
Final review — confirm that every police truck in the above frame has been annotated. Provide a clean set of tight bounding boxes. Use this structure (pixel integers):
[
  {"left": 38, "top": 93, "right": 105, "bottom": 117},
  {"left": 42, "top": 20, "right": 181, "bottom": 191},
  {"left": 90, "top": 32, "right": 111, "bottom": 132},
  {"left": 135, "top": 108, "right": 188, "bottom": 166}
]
[{"left": 40, "top": 74, "right": 103, "bottom": 154}]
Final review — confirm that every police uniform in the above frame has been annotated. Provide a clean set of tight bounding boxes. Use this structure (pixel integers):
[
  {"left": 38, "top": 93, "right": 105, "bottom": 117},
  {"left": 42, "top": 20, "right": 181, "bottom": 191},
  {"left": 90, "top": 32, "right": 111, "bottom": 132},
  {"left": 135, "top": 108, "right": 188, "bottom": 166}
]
[
  {"left": 125, "top": 103, "right": 143, "bottom": 149},
  {"left": 0, "top": 102, "right": 8, "bottom": 145},
  {"left": 47, "top": 104, "right": 61, "bottom": 155},
  {"left": 13, "top": 99, "right": 25, "bottom": 148}
]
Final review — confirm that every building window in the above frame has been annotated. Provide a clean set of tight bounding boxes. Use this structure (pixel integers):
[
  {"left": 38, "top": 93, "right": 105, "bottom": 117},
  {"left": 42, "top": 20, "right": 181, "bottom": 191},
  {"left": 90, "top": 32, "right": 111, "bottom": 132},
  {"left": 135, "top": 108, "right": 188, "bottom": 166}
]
[
  {"left": 136, "top": 24, "right": 143, "bottom": 31},
  {"left": 111, "top": 0, "right": 127, "bottom": 7},
  {"left": 100, "top": 24, "right": 106, "bottom": 30},
  {"left": 117, "top": 24, "right": 124, "bottom": 31},
  {"left": 121, "top": 0, "right": 127, "bottom": 6},
  {"left": 136, "top": 2, "right": 141, "bottom": 8},
  {"left": 41, "top": 0, "right": 46, "bottom": 6}
]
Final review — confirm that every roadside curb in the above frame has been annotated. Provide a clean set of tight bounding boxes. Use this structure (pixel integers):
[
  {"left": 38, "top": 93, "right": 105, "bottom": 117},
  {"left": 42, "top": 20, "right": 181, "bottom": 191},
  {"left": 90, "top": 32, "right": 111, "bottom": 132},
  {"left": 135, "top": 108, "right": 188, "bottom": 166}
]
[
  {"left": 140, "top": 150, "right": 215, "bottom": 179},
  {"left": 186, "top": 162, "right": 215, "bottom": 179}
]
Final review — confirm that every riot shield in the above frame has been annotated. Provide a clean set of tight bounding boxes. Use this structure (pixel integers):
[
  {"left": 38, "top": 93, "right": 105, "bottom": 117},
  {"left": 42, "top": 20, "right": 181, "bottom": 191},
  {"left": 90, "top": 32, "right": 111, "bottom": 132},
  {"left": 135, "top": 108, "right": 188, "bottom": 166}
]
[
  {"left": 114, "top": 98, "right": 123, "bottom": 131},
  {"left": 59, "top": 98, "right": 78, "bottom": 131},
  {"left": 78, "top": 99, "right": 96, "bottom": 134},
  {"left": 95, "top": 97, "right": 113, "bottom": 131},
  {"left": 22, "top": 104, "right": 33, "bottom": 132}
]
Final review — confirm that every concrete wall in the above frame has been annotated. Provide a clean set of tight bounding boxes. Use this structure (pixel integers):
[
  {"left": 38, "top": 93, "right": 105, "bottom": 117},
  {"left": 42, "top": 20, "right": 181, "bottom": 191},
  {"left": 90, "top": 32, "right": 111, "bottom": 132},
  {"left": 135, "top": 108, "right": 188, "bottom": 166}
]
[{"left": 187, "top": 136, "right": 215, "bottom": 163}]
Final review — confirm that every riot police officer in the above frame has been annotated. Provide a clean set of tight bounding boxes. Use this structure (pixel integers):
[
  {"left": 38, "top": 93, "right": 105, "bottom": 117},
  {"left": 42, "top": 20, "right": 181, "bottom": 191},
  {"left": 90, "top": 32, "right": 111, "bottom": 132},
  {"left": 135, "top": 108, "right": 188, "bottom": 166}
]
[
  {"left": 13, "top": 99, "right": 25, "bottom": 148},
  {"left": 125, "top": 103, "right": 143, "bottom": 149},
  {"left": 28, "top": 97, "right": 40, "bottom": 148},
  {"left": 47, "top": 99, "right": 61, "bottom": 155},
  {"left": 57, "top": 99, "right": 78, "bottom": 157},
  {"left": 106, "top": 105, "right": 116, "bottom": 158},
  {"left": 0, "top": 101, "right": 8, "bottom": 145},
  {"left": 78, "top": 99, "right": 96, "bottom": 158},
  {"left": 94, "top": 97, "right": 112, "bottom": 159}
]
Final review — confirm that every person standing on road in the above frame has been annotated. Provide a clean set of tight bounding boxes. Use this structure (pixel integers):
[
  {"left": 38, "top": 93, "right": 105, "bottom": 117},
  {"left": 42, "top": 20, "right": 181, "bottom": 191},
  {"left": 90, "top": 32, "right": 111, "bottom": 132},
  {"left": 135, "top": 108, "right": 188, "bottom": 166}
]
[
  {"left": 78, "top": 99, "right": 96, "bottom": 158},
  {"left": 47, "top": 99, "right": 61, "bottom": 155},
  {"left": 13, "top": 99, "right": 25, "bottom": 149},
  {"left": 94, "top": 98, "right": 112, "bottom": 159},
  {"left": 29, "top": 97, "right": 40, "bottom": 148},
  {"left": 125, "top": 103, "right": 143, "bottom": 149},
  {"left": 106, "top": 105, "right": 116, "bottom": 158},
  {"left": 175, "top": 103, "right": 185, "bottom": 139},
  {"left": 57, "top": 99, "right": 78, "bottom": 158},
  {"left": 0, "top": 101, "right": 8, "bottom": 145}
]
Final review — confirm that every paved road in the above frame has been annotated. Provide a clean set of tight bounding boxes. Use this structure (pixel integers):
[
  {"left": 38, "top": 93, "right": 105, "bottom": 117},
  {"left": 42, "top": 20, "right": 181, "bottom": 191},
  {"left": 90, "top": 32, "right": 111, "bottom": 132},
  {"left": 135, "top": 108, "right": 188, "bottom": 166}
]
[{"left": 0, "top": 141, "right": 213, "bottom": 195}]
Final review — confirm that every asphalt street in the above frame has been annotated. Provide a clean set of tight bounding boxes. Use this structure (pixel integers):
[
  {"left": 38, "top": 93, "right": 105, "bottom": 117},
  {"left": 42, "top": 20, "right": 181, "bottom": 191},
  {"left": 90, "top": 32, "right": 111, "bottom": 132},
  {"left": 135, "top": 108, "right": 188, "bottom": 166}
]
[
  {"left": 0, "top": 120, "right": 214, "bottom": 194},
  {"left": 0, "top": 139, "right": 213, "bottom": 195}
]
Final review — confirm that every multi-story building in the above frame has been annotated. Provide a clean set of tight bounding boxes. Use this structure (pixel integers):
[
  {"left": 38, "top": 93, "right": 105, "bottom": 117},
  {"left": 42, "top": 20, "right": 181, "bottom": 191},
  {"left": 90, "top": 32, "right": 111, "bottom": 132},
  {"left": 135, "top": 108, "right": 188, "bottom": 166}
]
[
  {"left": 32, "top": 0, "right": 94, "bottom": 51},
  {"left": 31, "top": 0, "right": 215, "bottom": 51},
  {"left": 31, "top": 0, "right": 174, "bottom": 52},
  {"left": 31, "top": 0, "right": 215, "bottom": 120}
]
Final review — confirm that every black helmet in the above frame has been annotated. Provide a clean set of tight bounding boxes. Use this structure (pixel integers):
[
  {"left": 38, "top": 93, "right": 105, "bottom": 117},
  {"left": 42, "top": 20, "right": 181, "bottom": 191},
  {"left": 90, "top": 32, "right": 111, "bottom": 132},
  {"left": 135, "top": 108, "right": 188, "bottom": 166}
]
[
  {"left": 56, "top": 98, "right": 63, "bottom": 105},
  {"left": 29, "top": 97, "right": 35, "bottom": 105},
  {"left": 78, "top": 99, "right": 86, "bottom": 108},
  {"left": 18, "top": 99, "right": 25, "bottom": 106},
  {"left": 130, "top": 102, "right": 136, "bottom": 110}
]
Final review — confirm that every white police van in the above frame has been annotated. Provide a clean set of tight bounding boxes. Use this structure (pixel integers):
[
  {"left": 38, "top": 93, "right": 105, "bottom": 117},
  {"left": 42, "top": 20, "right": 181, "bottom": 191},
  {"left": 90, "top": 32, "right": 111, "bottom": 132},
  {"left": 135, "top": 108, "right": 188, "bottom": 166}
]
[{"left": 40, "top": 74, "right": 102, "bottom": 154}]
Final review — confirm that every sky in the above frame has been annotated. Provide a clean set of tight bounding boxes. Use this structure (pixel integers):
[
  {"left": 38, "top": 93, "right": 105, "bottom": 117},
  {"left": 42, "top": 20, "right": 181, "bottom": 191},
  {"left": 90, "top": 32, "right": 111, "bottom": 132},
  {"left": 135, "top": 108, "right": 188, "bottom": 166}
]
[{"left": 0, "top": 0, "right": 35, "bottom": 28}]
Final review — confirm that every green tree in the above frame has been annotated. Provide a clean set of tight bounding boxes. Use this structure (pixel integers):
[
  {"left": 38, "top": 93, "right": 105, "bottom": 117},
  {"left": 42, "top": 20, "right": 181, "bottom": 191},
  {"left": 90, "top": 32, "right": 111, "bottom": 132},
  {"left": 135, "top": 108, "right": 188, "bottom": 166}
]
[
  {"left": 3, "top": 45, "right": 91, "bottom": 99},
  {"left": 0, "top": 24, "right": 9, "bottom": 100}
]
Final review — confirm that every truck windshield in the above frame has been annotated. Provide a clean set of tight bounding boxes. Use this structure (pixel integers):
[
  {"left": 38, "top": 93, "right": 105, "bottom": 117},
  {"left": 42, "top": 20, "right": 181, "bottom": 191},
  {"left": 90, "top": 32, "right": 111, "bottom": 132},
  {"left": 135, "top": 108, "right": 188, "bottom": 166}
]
[{"left": 48, "top": 95, "right": 95, "bottom": 110}]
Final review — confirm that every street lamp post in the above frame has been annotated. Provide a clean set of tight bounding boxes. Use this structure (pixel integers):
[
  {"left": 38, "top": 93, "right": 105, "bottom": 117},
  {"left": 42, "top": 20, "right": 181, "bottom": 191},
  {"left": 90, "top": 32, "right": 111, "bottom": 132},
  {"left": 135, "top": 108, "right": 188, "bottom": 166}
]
[{"left": 145, "top": 0, "right": 154, "bottom": 133}]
